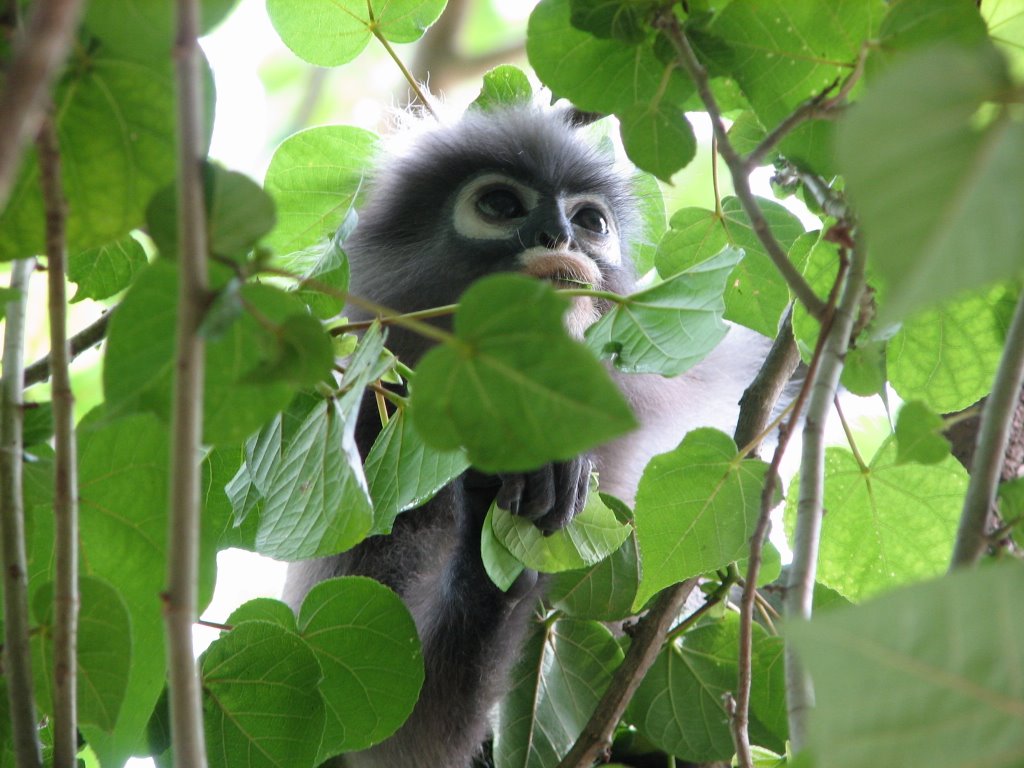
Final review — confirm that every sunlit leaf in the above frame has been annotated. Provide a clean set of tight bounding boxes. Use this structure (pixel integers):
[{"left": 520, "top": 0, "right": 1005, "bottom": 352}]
[
  {"left": 788, "top": 562, "right": 1024, "bottom": 768},
  {"left": 586, "top": 246, "right": 741, "bottom": 375},
  {"left": 68, "top": 235, "right": 147, "bottom": 302},
  {"left": 267, "top": 0, "right": 446, "bottom": 66},
  {"left": 411, "top": 275, "right": 636, "bottom": 472},
  {"left": 784, "top": 441, "right": 967, "bottom": 601},
  {"left": 632, "top": 428, "right": 769, "bottom": 610}
]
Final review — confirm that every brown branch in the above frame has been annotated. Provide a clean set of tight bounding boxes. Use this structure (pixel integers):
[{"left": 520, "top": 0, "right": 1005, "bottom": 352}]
[
  {"left": 37, "top": 113, "right": 80, "bottom": 768},
  {"left": 163, "top": 1, "right": 210, "bottom": 765},
  {"left": 0, "top": 0, "right": 87, "bottom": 209},
  {"left": 556, "top": 578, "right": 700, "bottom": 768},
  {"left": 950, "top": 289, "right": 1024, "bottom": 568},
  {"left": 23, "top": 311, "right": 110, "bottom": 387},
  {"left": 654, "top": 11, "right": 827, "bottom": 321},
  {"left": 1, "top": 259, "right": 43, "bottom": 768},
  {"left": 734, "top": 309, "right": 801, "bottom": 454}
]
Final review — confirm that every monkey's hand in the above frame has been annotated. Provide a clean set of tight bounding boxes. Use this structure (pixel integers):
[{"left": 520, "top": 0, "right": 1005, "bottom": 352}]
[{"left": 494, "top": 457, "right": 592, "bottom": 535}]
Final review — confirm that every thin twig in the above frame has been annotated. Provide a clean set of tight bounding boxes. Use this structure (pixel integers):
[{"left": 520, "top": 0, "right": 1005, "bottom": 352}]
[
  {"left": 731, "top": 254, "right": 848, "bottom": 768},
  {"left": 260, "top": 265, "right": 454, "bottom": 345},
  {"left": 654, "top": 11, "right": 827, "bottom": 320},
  {"left": 329, "top": 303, "right": 458, "bottom": 334},
  {"left": 24, "top": 311, "right": 111, "bottom": 387},
  {"left": 164, "top": 1, "right": 210, "bottom": 765},
  {"left": 37, "top": 113, "right": 80, "bottom": 768},
  {"left": 1, "top": 258, "right": 43, "bottom": 768},
  {"left": 784, "top": 241, "right": 866, "bottom": 751},
  {"left": 372, "top": 25, "right": 439, "bottom": 120},
  {"left": 556, "top": 579, "right": 700, "bottom": 768},
  {"left": 950, "top": 289, "right": 1024, "bottom": 568},
  {"left": 0, "top": 0, "right": 86, "bottom": 209},
  {"left": 746, "top": 87, "right": 836, "bottom": 170}
]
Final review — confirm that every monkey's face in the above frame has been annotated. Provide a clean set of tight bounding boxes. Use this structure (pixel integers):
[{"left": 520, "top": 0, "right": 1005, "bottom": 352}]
[
  {"left": 449, "top": 170, "right": 627, "bottom": 337},
  {"left": 344, "top": 108, "right": 639, "bottom": 339}
]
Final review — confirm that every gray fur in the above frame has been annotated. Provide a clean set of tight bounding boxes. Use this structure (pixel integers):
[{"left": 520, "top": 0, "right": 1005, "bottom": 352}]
[{"left": 283, "top": 106, "right": 769, "bottom": 767}]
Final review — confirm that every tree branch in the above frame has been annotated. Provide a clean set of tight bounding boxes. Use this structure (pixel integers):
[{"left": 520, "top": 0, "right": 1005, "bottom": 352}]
[
  {"left": 1, "top": 258, "right": 43, "bottom": 768},
  {"left": 734, "top": 309, "right": 801, "bottom": 453},
  {"left": 653, "top": 11, "right": 827, "bottom": 320},
  {"left": 950, "top": 289, "right": 1024, "bottom": 568},
  {"left": 556, "top": 578, "right": 700, "bottom": 767},
  {"left": 164, "top": 0, "right": 210, "bottom": 765},
  {"left": 783, "top": 241, "right": 866, "bottom": 751},
  {"left": 0, "top": 0, "right": 86, "bottom": 209},
  {"left": 23, "top": 311, "right": 110, "bottom": 388},
  {"left": 36, "top": 112, "right": 80, "bottom": 768}
]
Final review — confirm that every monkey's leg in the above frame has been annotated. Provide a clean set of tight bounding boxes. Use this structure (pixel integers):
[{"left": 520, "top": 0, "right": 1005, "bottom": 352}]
[{"left": 343, "top": 459, "right": 590, "bottom": 768}]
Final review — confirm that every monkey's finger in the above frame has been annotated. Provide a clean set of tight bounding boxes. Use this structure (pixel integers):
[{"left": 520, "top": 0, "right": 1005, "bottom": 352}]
[
  {"left": 516, "top": 468, "right": 557, "bottom": 521},
  {"left": 496, "top": 473, "right": 527, "bottom": 516},
  {"left": 536, "top": 458, "right": 590, "bottom": 534}
]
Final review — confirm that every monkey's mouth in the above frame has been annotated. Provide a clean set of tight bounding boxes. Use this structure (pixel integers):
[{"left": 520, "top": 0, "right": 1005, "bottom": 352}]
[
  {"left": 518, "top": 248, "right": 602, "bottom": 339},
  {"left": 518, "top": 248, "right": 601, "bottom": 290}
]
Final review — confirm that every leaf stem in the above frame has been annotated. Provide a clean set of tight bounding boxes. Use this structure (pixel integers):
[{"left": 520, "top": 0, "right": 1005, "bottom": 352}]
[
  {"left": 260, "top": 265, "right": 455, "bottom": 345},
  {"left": 1, "top": 258, "right": 43, "bottom": 768},
  {"left": 372, "top": 28, "right": 439, "bottom": 119},
  {"left": 950, "top": 288, "right": 1024, "bottom": 568}
]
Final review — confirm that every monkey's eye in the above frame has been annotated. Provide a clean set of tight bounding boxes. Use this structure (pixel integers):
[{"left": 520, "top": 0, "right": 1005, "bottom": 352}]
[
  {"left": 476, "top": 188, "right": 527, "bottom": 221},
  {"left": 572, "top": 206, "right": 609, "bottom": 235}
]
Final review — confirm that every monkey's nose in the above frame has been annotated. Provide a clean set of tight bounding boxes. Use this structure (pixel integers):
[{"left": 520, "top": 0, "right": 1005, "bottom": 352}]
[{"left": 535, "top": 228, "right": 571, "bottom": 250}]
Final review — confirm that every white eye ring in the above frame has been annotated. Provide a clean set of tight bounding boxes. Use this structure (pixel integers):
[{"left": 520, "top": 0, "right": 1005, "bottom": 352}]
[{"left": 453, "top": 173, "right": 539, "bottom": 240}]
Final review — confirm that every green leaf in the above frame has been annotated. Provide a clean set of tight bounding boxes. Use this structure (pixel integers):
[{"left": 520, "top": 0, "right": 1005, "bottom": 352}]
[
  {"left": 618, "top": 102, "right": 697, "bottom": 181},
  {"left": 585, "top": 245, "right": 741, "bottom": 375},
  {"left": 297, "top": 577, "right": 424, "bottom": 759},
  {"left": 84, "top": 0, "right": 237, "bottom": 59},
  {"left": 22, "top": 401, "right": 54, "bottom": 448},
  {"left": 629, "top": 170, "right": 666, "bottom": 275},
  {"left": 295, "top": 236, "right": 350, "bottom": 319},
  {"left": 31, "top": 577, "right": 132, "bottom": 732},
  {"left": 569, "top": 0, "right": 654, "bottom": 43},
  {"left": 364, "top": 406, "right": 469, "bottom": 535},
  {"left": 697, "top": 0, "right": 883, "bottom": 172},
  {"left": 207, "top": 166, "right": 277, "bottom": 258},
  {"left": 888, "top": 287, "right": 1013, "bottom": 413},
  {"left": 103, "top": 261, "right": 302, "bottom": 445},
  {"left": 411, "top": 275, "right": 636, "bottom": 472},
  {"left": 629, "top": 614, "right": 787, "bottom": 762},
  {"left": 202, "top": 622, "right": 324, "bottom": 768},
  {"left": 241, "top": 312, "right": 335, "bottom": 388},
  {"left": 838, "top": 46, "right": 1023, "bottom": 321},
  {"left": 254, "top": 399, "right": 373, "bottom": 560},
  {"left": 495, "top": 619, "right": 624, "bottom": 768},
  {"left": 895, "top": 400, "right": 952, "bottom": 465},
  {"left": 225, "top": 598, "right": 298, "bottom": 632},
  {"left": 267, "top": 0, "right": 446, "bottom": 66},
  {"left": 655, "top": 197, "right": 805, "bottom": 337},
  {"left": 490, "top": 480, "right": 631, "bottom": 572},
  {"left": 472, "top": 65, "right": 534, "bottom": 111},
  {"left": 72, "top": 412, "right": 173, "bottom": 766},
  {"left": 787, "top": 562, "right": 1024, "bottom": 768},
  {"left": 632, "top": 428, "right": 769, "bottom": 611},
  {"left": 263, "top": 126, "right": 378, "bottom": 259},
  {"left": 527, "top": 0, "right": 692, "bottom": 115},
  {"left": 784, "top": 441, "right": 967, "bottom": 601},
  {"left": 68, "top": 234, "right": 148, "bottom": 302},
  {"left": 481, "top": 511, "right": 527, "bottom": 592},
  {"left": 868, "top": 0, "right": 989, "bottom": 76},
  {"left": 0, "top": 50, "right": 197, "bottom": 261},
  {"left": 547, "top": 529, "right": 640, "bottom": 620}
]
